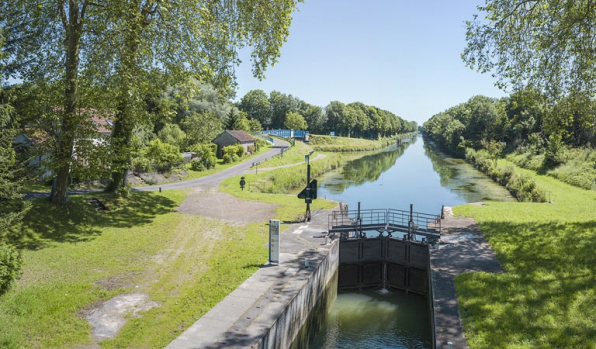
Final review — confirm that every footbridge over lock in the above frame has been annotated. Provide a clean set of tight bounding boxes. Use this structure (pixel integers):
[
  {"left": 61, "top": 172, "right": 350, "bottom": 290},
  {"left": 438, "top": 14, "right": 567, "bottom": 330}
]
[{"left": 328, "top": 205, "right": 441, "bottom": 295}]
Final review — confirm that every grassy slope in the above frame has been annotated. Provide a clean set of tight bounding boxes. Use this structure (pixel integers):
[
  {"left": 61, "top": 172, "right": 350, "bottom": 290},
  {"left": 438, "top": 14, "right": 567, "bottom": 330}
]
[
  {"left": 0, "top": 191, "right": 272, "bottom": 349},
  {"left": 454, "top": 162, "right": 596, "bottom": 348}
]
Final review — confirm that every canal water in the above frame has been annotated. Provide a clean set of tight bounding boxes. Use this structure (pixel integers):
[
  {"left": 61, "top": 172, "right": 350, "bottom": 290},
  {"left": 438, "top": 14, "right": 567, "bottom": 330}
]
[{"left": 309, "top": 134, "right": 514, "bottom": 349}]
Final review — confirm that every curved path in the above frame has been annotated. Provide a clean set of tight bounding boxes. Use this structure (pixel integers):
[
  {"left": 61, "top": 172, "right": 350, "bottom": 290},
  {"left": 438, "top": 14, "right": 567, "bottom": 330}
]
[{"left": 133, "top": 138, "right": 289, "bottom": 192}]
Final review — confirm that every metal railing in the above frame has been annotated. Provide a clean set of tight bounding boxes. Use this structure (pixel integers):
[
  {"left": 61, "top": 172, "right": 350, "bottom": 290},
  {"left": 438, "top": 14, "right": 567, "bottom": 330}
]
[{"left": 328, "top": 207, "right": 441, "bottom": 241}]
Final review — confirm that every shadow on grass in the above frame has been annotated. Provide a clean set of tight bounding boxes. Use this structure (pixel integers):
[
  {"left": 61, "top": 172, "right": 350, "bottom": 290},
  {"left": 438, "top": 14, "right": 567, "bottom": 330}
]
[
  {"left": 455, "top": 220, "right": 596, "bottom": 347},
  {"left": 8, "top": 192, "right": 178, "bottom": 250}
]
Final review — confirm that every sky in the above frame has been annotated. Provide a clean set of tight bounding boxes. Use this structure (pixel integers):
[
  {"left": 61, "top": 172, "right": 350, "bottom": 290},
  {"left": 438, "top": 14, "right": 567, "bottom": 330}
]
[{"left": 233, "top": 0, "right": 506, "bottom": 125}]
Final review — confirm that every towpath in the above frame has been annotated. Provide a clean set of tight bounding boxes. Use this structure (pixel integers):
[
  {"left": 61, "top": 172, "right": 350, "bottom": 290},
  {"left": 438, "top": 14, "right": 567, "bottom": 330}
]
[{"left": 431, "top": 204, "right": 504, "bottom": 349}]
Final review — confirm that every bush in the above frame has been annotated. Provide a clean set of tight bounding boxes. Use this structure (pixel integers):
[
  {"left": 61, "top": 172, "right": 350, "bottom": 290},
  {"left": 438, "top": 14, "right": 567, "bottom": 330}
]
[
  {"left": 247, "top": 145, "right": 255, "bottom": 154},
  {"left": 0, "top": 243, "right": 22, "bottom": 296},
  {"left": 222, "top": 144, "right": 244, "bottom": 158},
  {"left": 190, "top": 158, "right": 205, "bottom": 171},
  {"left": 144, "top": 139, "right": 183, "bottom": 171},
  {"left": 255, "top": 138, "right": 269, "bottom": 151},
  {"left": 131, "top": 156, "right": 152, "bottom": 173},
  {"left": 222, "top": 153, "right": 233, "bottom": 164}
]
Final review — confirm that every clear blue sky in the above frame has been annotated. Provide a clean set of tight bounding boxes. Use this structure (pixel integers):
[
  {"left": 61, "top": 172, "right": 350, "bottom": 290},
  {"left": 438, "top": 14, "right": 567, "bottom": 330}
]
[{"left": 234, "top": 0, "right": 505, "bottom": 125}]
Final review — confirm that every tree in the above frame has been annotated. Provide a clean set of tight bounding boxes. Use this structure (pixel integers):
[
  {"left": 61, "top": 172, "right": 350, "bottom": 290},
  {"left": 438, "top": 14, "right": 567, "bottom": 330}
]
[
  {"left": 181, "top": 112, "right": 222, "bottom": 146},
  {"left": 463, "top": 0, "right": 596, "bottom": 98},
  {"left": 0, "top": 33, "right": 31, "bottom": 237},
  {"left": 224, "top": 109, "right": 242, "bottom": 130},
  {"left": 100, "top": 0, "right": 302, "bottom": 192},
  {"left": 284, "top": 111, "right": 307, "bottom": 130},
  {"left": 239, "top": 90, "right": 271, "bottom": 127},
  {"left": 1, "top": 0, "right": 106, "bottom": 204}
]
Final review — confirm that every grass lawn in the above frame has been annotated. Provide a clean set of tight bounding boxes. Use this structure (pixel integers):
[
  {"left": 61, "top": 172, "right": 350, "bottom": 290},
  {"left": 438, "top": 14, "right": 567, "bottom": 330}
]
[
  {"left": 0, "top": 190, "right": 275, "bottom": 348},
  {"left": 454, "top": 161, "right": 596, "bottom": 348},
  {"left": 257, "top": 140, "right": 315, "bottom": 169}
]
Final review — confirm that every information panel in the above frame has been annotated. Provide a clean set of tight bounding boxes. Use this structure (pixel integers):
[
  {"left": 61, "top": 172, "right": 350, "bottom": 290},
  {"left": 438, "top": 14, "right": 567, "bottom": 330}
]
[{"left": 269, "top": 219, "right": 280, "bottom": 264}]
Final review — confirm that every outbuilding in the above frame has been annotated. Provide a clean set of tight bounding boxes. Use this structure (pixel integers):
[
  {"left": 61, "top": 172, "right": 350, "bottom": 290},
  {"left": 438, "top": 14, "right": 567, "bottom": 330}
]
[{"left": 212, "top": 130, "right": 256, "bottom": 158}]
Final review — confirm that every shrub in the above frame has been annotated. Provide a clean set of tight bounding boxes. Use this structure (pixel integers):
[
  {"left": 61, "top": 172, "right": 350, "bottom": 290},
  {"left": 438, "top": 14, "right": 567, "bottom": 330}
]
[
  {"left": 222, "top": 144, "right": 244, "bottom": 158},
  {"left": 247, "top": 145, "right": 255, "bottom": 154},
  {"left": 543, "top": 134, "right": 566, "bottom": 169},
  {"left": 222, "top": 153, "right": 233, "bottom": 164},
  {"left": 0, "top": 243, "right": 22, "bottom": 296},
  {"left": 190, "top": 158, "right": 205, "bottom": 171},
  {"left": 255, "top": 138, "right": 268, "bottom": 151},
  {"left": 144, "top": 139, "right": 183, "bottom": 171},
  {"left": 131, "top": 156, "right": 152, "bottom": 173}
]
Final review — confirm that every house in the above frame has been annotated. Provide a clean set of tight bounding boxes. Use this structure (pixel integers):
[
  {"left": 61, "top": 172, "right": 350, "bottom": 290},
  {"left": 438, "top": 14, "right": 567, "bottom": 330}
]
[
  {"left": 14, "top": 109, "right": 113, "bottom": 179},
  {"left": 212, "top": 130, "right": 256, "bottom": 158}
]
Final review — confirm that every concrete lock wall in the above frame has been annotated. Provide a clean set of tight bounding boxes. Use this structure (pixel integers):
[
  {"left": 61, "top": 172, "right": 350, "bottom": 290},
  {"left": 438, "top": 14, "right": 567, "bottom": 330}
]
[{"left": 256, "top": 242, "right": 339, "bottom": 349}]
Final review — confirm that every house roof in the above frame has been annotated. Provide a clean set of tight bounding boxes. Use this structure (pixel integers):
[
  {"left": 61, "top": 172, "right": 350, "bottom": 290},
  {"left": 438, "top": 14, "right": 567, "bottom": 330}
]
[{"left": 225, "top": 130, "right": 255, "bottom": 143}]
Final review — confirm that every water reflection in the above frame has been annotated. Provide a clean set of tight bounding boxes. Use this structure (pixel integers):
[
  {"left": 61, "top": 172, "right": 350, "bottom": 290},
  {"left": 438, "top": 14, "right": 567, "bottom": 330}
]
[
  {"left": 310, "top": 289, "right": 431, "bottom": 349},
  {"left": 324, "top": 137, "right": 415, "bottom": 194},
  {"left": 318, "top": 134, "right": 514, "bottom": 214}
]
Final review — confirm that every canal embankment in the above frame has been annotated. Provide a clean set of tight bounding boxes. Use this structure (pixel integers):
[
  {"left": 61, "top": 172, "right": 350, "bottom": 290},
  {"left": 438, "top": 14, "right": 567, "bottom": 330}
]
[
  {"left": 431, "top": 205, "right": 504, "bottom": 349},
  {"left": 165, "top": 207, "right": 340, "bottom": 349}
]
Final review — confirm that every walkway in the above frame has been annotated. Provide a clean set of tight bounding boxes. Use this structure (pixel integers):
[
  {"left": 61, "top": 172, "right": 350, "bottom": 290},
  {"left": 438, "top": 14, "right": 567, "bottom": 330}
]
[
  {"left": 134, "top": 138, "right": 290, "bottom": 191},
  {"left": 430, "top": 204, "right": 504, "bottom": 349}
]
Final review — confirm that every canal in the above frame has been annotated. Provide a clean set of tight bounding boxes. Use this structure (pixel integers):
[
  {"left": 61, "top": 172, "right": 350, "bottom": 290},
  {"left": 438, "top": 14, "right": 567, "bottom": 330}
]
[{"left": 308, "top": 134, "right": 514, "bottom": 349}]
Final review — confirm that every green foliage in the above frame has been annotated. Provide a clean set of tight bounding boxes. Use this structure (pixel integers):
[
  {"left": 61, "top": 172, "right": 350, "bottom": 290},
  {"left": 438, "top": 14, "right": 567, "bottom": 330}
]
[
  {"left": 466, "top": 148, "right": 546, "bottom": 202},
  {"left": 309, "top": 134, "right": 402, "bottom": 152},
  {"left": 158, "top": 124, "right": 186, "bottom": 149},
  {"left": 241, "top": 154, "right": 343, "bottom": 194},
  {"left": 463, "top": 0, "right": 596, "bottom": 99},
  {"left": 222, "top": 144, "right": 244, "bottom": 159},
  {"left": 284, "top": 111, "right": 307, "bottom": 130},
  {"left": 0, "top": 243, "right": 22, "bottom": 296},
  {"left": 0, "top": 76, "right": 31, "bottom": 234},
  {"left": 144, "top": 139, "right": 183, "bottom": 171},
  {"left": 187, "top": 143, "right": 216, "bottom": 171},
  {"left": 238, "top": 89, "right": 271, "bottom": 127},
  {"left": 543, "top": 134, "right": 566, "bottom": 170},
  {"left": 255, "top": 138, "right": 269, "bottom": 152},
  {"left": 131, "top": 156, "right": 152, "bottom": 173}
]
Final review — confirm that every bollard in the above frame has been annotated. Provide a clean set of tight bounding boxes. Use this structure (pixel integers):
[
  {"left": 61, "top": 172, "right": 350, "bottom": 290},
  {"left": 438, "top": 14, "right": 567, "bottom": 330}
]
[
  {"left": 325, "top": 236, "right": 328, "bottom": 245},
  {"left": 305, "top": 258, "right": 309, "bottom": 268},
  {"left": 159, "top": 187, "right": 161, "bottom": 193},
  {"left": 448, "top": 342, "right": 453, "bottom": 349}
]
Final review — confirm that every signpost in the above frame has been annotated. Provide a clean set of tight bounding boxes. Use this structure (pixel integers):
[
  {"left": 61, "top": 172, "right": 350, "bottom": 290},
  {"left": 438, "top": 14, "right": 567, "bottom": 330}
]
[
  {"left": 299, "top": 151, "right": 317, "bottom": 222},
  {"left": 269, "top": 219, "right": 280, "bottom": 264}
]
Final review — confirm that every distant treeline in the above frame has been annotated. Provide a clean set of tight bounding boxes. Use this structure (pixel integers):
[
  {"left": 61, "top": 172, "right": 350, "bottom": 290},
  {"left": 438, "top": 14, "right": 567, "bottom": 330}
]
[
  {"left": 423, "top": 91, "right": 595, "bottom": 161},
  {"left": 238, "top": 90, "right": 417, "bottom": 137}
]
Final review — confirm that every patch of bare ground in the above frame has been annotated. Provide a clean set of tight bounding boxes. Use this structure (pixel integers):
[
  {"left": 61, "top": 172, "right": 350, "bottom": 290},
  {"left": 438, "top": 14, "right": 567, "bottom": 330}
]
[
  {"left": 83, "top": 183, "right": 266, "bottom": 345},
  {"left": 177, "top": 184, "right": 278, "bottom": 223}
]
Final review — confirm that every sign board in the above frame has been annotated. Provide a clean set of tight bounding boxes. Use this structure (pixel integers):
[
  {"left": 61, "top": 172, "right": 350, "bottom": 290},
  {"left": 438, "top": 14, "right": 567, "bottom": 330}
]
[
  {"left": 269, "top": 219, "right": 280, "bottom": 264},
  {"left": 297, "top": 180, "right": 317, "bottom": 200},
  {"left": 330, "top": 131, "right": 335, "bottom": 136}
]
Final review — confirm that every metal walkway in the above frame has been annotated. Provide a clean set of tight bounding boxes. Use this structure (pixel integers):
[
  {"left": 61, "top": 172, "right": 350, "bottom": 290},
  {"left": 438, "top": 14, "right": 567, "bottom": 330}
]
[{"left": 328, "top": 206, "right": 441, "bottom": 242}]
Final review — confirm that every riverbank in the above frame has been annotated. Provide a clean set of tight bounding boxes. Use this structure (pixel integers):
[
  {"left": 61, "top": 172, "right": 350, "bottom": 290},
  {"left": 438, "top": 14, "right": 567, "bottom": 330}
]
[{"left": 453, "top": 169, "right": 596, "bottom": 347}]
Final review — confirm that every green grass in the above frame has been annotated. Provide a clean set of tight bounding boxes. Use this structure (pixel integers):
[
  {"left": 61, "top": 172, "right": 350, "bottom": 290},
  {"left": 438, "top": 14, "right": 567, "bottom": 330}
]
[
  {"left": 237, "top": 154, "right": 343, "bottom": 195},
  {"left": 309, "top": 135, "right": 399, "bottom": 152},
  {"left": 506, "top": 147, "right": 596, "bottom": 190},
  {"left": 258, "top": 140, "right": 315, "bottom": 169},
  {"left": 0, "top": 190, "right": 273, "bottom": 348},
  {"left": 453, "top": 165, "right": 596, "bottom": 348}
]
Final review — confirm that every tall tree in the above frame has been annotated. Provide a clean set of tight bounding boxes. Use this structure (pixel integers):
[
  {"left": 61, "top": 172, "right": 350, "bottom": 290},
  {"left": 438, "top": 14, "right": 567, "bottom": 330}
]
[
  {"left": 101, "top": 0, "right": 302, "bottom": 192},
  {"left": 239, "top": 89, "right": 271, "bottom": 127},
  {"left": 284, "top": 111, "right": 307, "bottom": 130},
  {"left": 1, "top": 0, "right": 103, "bottom": 204},
  {"left": 463, "top": 0, "right": 596, "bottom": 98},
  {"left": 0, "top": 33, "right": 31, "bottom": 235}
]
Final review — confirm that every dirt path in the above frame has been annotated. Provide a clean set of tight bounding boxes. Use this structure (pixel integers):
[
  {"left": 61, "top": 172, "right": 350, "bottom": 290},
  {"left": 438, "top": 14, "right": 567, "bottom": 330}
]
[{"left": 176, "top": 183, "right": 278, "bottom": 224}]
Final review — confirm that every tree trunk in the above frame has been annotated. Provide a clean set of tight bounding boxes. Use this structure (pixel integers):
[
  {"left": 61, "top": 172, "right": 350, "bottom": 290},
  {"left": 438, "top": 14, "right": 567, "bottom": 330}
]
[
  {"left": 106, "top": 5, "right": 142, "bottom": 193},
  {"left": 50, "top": 1, "right": 82, "bottom": 204}
]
